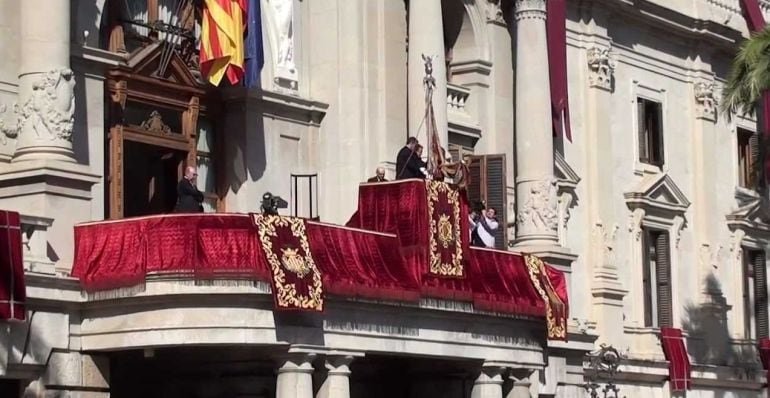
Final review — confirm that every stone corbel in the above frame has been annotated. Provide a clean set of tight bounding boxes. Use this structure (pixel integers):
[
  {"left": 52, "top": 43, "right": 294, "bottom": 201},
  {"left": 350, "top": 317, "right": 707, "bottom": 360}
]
[
  {"left": 587, "top": 44, "right": 616, "bottom": 91},
  {"left": 556, "top": 192, "right": 574, "bottom": 245},
  {"left": 730, "top": 229, "right": 746, "bottom": 262},
  {"left": 0, "top": 103, "right": 20, "bottom": 144},
  {"left": 672, "top": 215, "right": 685, "bottom": 249},
  {"left": 694, "top": 81, "right": 717, "bottom": 122},
  {"left": 628, "top": 208, "right": 645, "bottom": 242}
]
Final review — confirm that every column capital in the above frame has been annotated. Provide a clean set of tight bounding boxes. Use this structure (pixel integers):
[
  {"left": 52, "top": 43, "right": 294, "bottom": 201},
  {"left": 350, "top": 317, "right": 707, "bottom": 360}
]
[
  {"left": 324, "top": 355, "right": 354, "bottom": 376},
  {"left": 514, "top": 0, "right": 547, "bottom": 21},
  {"left": 276, "top": 352, "right": 317, "bottom": 375},
  {"left": 508, "top": 368, "right": 535, "bottom": 386},
  {"left": 475, "top": 364, "right": 506, "bottom": 385}
]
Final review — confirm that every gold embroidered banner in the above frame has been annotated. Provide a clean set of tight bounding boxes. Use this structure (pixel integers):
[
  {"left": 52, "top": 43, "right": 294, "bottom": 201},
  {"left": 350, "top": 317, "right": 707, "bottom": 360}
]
[
  {"left": 426, "top": 181, "right": 465, "bottom": 277},
  {"left": 525, "top": 254, "right": 567, "bottom": 340},
  {"left": 252, "top": 214, "right": 324, "bottom": 311}
]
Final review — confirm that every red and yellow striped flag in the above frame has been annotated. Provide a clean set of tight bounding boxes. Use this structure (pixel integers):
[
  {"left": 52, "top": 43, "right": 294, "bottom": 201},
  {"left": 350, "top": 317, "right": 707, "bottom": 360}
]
[{"left": 200, "top": 0, "right": 247, "bottom": 86}]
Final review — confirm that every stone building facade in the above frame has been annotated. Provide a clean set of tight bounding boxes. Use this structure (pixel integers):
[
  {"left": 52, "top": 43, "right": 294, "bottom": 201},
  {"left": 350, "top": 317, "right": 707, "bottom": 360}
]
[{"left": 0, "top": 0, "right": 767, "bottom": 397}]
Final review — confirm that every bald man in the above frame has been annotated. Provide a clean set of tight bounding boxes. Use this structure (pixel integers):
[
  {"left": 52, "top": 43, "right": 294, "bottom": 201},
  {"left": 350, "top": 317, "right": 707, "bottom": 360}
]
[
  {"left": 174, "top": 166, "right": 204, "bottom": 213},
  {"left": 367, "top": 167, "right": 388, "bottom": 183}
]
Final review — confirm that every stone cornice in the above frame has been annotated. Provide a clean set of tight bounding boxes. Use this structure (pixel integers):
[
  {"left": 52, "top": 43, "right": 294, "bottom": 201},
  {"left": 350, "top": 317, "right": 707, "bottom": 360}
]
[{"left": 585, "top": 0, "right": 745, "bottom": 50}]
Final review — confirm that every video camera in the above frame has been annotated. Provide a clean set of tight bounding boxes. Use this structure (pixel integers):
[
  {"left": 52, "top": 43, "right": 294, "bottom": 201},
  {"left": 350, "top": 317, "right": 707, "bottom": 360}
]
[{"left": 261, "top": 192, "right": 288, "bottom": 216}]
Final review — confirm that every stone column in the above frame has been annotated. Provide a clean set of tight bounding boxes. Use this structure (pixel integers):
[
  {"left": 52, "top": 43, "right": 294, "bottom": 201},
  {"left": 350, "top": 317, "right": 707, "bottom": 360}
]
[
  {"left": 513, "top": 0, "right": 558, "bottom": 248},
  {"left": 315, "top": 356, "right": 353, "bottom": 398},
  {"left": 471, "top": 366, "right": 505, "bottom": 398},
  {"left": 14, "top": 0, "right": 76, "bottom": 162},
  {"left": 33, "top": 352, "right": 110, "bottom": 397},
  {"left": 276, "top": 353, "right": 315, "bottom": 398},
  {"left": 408, "top": 0, "right": 448, "bottom": 147},
  {"left": 506, "top": 370, "right": 532, "bottom": 398}
]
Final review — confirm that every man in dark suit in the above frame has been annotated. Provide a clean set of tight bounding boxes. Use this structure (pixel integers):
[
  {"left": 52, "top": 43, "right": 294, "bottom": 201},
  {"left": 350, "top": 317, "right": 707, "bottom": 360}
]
[
  {"left": 174, "top": 166, "right": 204, "bottom": 213},
  {"left": 396, "top": 137, "right": 426, "bottom": 179},
  {"left": 367, "top": 167, "right": 388, "bottom": 183}
]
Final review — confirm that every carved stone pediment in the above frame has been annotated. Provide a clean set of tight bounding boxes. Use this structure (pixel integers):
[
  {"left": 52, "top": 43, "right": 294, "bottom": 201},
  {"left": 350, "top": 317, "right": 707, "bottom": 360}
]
[
  {"left": 125, "top": 42, "right": 200, "bottom": 87},
  {"left": 624, "top": 173, "right": 690, "bottom": 216},
  {"left": 554, "top": 151, "right": 581, "bottom": 191},
  {"left": 726, "top": 198, "right": 770, "bottom": 234}
]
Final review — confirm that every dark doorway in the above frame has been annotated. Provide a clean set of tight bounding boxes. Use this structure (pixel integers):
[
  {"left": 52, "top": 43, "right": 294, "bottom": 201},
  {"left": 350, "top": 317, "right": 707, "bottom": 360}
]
[{"left": 123, "top": 140, "right": 186, "bottom": 218}]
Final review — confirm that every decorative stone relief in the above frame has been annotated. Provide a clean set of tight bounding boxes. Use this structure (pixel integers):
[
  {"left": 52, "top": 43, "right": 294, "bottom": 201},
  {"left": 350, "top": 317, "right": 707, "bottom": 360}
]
[
  {"left": 0, "top": 102, "right": 20, "bottom": 144},
  {"left": 587, "top": 45, "right": 616, "bottom": 91},
  {"left": 592, "top": 221, "right": 620, "bottom": 268},
  {"left": 485, "top": 0, "right": 505, "bottom": 24},
  {"left": 699, "top": 243, "right": 723, "bottom": 271},
  {"left": 517, "top": 178, "right": 559, "bottom": 232},
  {"left": 628, "top": 208, "right": 645, "bottom": 241},
  {"left": 694, "top": 81, "right": 717, "bottom": 121},
  {"left": 269, "top": 0, "right": 298, "bottom": 90},
  {"left": 19, "top": 68, "right": 76, "bottom": 142}
]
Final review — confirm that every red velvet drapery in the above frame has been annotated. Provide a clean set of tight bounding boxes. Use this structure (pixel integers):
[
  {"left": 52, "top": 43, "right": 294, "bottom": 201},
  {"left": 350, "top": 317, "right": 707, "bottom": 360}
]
[
  {"left": 547, "top": 0, "right": 571, "bottom": 141},
  {"left": 759, "top": 338, "right": 770, "bottom": 389},
  {"left": 660, "top": 327, "right": 691, "bottom": 391},
  {"left": 72, "top": 180, "right": 570, "bottom": 339},
  {"left": 0, "top": 210, "right": 25, "bottom": 321}
]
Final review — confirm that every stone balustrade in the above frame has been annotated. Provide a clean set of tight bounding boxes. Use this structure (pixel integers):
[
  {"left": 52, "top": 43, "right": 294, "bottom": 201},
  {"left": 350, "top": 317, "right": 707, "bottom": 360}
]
[{"left": 447, "top": 83, "right": 471, "bottom": 115}]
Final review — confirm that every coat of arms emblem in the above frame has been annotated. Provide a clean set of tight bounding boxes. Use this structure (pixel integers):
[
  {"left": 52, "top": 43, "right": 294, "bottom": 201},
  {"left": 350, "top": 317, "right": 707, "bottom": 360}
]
[
  {"left": 280, "top": 246, "right": 311, "bottom": 277},
  {"left": 437, "top": 214, "right": 454, "bottom": 248}
]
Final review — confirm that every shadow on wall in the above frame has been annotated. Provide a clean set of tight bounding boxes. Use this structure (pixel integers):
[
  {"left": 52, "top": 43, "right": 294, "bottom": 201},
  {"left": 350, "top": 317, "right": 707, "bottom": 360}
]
[
  {"left": 226, "top": 99, "right": 267, "bottom": 195},
  {"left": 681, "top": 274, "right": 761, "bottom": 377}
]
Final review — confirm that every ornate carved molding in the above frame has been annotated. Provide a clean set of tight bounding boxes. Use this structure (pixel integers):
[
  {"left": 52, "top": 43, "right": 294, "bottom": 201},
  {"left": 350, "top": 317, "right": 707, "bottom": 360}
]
[
  {"left": 19, "top": 68, "right": 76, "bottom": 142},
  {"left": 694, "top": 81, "right": 717, "bottom": 122},
  {"left": 485, "top": 0, "right": 506, "bottom": 24},
  {"left": 140, "top": 111, "right": 172, "bottom": 134},
  {"left": 557, "top": 193, "right": 573, "bottom": 245},
  {"left": 587, "top": 45, "right": 616, "bottom": 91},
  {"left": 514, "top": 0, "right": 546, "bottom": 21},
  {"left": 517, "top": 178, "right": 559, "bottom": 232},
  {"left": 0, "top": 102, "right": 20, "bottom": 144}
]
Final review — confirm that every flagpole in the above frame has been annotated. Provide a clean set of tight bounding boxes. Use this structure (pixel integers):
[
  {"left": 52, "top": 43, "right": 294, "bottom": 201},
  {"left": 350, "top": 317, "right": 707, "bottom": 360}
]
[{"left": 422, "top": 54, "right": 436, "bottom": 176}]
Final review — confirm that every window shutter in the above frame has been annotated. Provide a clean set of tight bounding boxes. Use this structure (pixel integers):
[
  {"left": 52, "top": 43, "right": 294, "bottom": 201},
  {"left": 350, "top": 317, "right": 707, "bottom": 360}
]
[
  {"left": 637, "top": 99, "right": 649, "bottom": 164},
  {"left": 753, "top": 251, "right": 769, "bottom": 339},
  {"left": 749, "top": 133, "right": 760, "bottom": 190},
  {"left": 642, "top": 229, "right": 654, "bottom": 327},
  {"left": 467, "top": 156, "right": 483, "bottom": 209},
  {"left": 656, "top": 231, "right": 673, "bottom": 328},
  {"left": 653, "top": 103, "right": 665, "bottom": 167},
  {"left": 484, "top": 154, "right": 507, "bottom": 250}
]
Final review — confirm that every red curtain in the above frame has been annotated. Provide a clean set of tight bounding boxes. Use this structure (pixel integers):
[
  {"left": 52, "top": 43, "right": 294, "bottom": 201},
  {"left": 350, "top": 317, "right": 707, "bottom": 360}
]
[
  {"left": 469, "top": 248, "right": 545, "bottom": 316},
  {"left": 306, "top": 222, "right": 420, "bottom": 302},
  {"left": 547, "top": 0, "right": 571, "bottom": 141},
  {"left": 759, "top": 338, "right": 770, "bottom": 387},
  {"left": 660, "top": 327, "right": 691, "bottom": 391},
  {"left": 72, "top": 214, "right": 270, "bottom": 291},
  {"left": 0, "top": 210, "right": 25, "bottom": 321}
]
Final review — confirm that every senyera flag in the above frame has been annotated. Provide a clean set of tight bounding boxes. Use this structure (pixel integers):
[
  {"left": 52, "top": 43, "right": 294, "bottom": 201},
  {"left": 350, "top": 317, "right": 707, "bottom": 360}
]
[
  {"left": 200, "top": 0, "right": 248, "bottom": 86},
  {"left": 0, "top": 210, "right": 25, "bottom": 321}
]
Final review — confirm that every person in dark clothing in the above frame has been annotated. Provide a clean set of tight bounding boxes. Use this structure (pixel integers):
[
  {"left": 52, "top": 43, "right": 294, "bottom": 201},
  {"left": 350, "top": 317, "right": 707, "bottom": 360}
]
[
  {"left": 367, "top": 167, "right": 388, "bottom": 183},
  {"left": 174, "top": 166, "right": 204, "bottom": 213},
  {"left": 396, "top": 137, "right": 426, "bottom": 179}
]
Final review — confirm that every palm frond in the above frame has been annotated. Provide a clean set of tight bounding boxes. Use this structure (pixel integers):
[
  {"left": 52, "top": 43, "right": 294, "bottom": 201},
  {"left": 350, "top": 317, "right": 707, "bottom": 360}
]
[{"left": 722, "top": 26, "right": 770, "bottom": 118}]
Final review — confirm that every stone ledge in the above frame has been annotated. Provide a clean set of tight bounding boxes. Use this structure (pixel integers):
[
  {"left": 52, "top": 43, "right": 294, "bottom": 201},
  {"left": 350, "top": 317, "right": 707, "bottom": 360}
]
[{"left": 0, "top": 160, "right": 100, "bottom": 200}]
